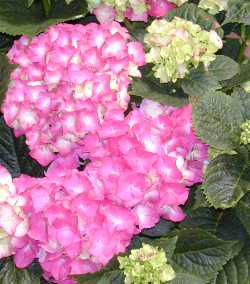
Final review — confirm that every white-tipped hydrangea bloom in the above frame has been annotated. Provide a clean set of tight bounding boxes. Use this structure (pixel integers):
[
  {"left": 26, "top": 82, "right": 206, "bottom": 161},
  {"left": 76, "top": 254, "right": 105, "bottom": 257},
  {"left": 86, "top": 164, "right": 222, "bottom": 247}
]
[
  {"left": 199, "top": 0, "right": 228, "bottom": 15},
  {"left": 144, "top": 17, "right": 223, "bottom": 83},
  {"left": 0, "top": 165, "right": 28, "bottom": 258}
]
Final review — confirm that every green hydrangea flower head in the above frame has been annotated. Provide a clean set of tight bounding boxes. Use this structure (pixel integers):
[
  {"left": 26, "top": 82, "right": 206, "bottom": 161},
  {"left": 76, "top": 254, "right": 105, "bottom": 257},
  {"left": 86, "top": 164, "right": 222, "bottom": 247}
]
[
  {"left": 144, "top": 17, "right": 223, "bottom": 83},
  {"left": 240, "top": 120, "right": 250, "bottom": 145},
  {"left": 168, "top": 0, "right": 188, "bottom": 6},
  {"left": 118, "top": 243, "right": 175, "bottom": 284},
  {"left": 198, "top": 0, "right": 228, "bottom": 15}
]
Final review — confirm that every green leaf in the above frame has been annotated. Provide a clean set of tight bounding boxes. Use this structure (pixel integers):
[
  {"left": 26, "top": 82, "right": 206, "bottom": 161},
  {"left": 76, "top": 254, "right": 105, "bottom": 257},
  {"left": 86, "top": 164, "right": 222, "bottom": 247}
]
[
  {"left": 180, "top": 208, "right": 222, "bottom": 232},
  {"left": 192, "top": 187, "right": 210, "bottom": 210},
  {"left": 207, "top": 55, "right": 239, "bottom": 81},
  {"left": 169, "top": 273, "right": 204, "bottom": 284},
  {"left": 181, "top": 56, "right": 239, "bottom": 96},
  {"left": 232, "top": 88, "right": 250, "bottom": 120},
  {"left": 235, "top": 193, "right": 250, "bottom": 235},
  {"left": 131, "top": 78, "right": 189, "bottom": 107},
  {"left": 124, "top": 21, "right": 146, "bottom": 43},
  {"left": 0, "top": 0, "right": 88, "bottom": 36},
  {"left": 0, "top": 260, "right": 40, "bottom": 284},
  {"left": 203, "top": 154, "right": 250, "bottom": 209},
  {"left": 181, "top": 69, "right": 221, "bottom": 96},
  {"left": 192, "top": 92, "right": 244, "bottom": 150},
  {"left": 221, "top": 38, "right": 241, "bottom": 61},
  {"left": 224, "top": 61, "right": 250, "bottom": 89},
  {"left": 152, "top": 236, "right": 178, "bottom": 259},
  {"left": 141, "top": 219, "right": 175, "bottom": 237},
  {"left": 169, "top": 229, "right": 238, "bottom": 282},
  {"left": 165, "top": 3, "right": 223, "bottom": 36},
  {"left": 224, "top": 0, "right": 250, "bottom": 25},
  {"left": 76, "top": 269, "right": 124, "bottom": 284},
  {"left": 214, "top": 210, "right": 248, "bottom": 242},
  {"left": 180, "top": 208, "right": 247, "bottom": 242},
  {"left": 0, "top": 53, "right": 16, "bottom": 105},
  {"left": 210, "top": 240, "right": 250, "bottom": 284},
  {"left": 0, "top": 116, "right": 44, "bottom": 178}
]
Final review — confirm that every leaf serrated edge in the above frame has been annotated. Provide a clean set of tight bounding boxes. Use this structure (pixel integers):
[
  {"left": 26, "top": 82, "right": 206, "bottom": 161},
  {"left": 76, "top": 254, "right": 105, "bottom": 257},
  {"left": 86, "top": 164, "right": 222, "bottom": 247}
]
[{"left": 167, "top": 228, "right": 240, "bottom": 282}]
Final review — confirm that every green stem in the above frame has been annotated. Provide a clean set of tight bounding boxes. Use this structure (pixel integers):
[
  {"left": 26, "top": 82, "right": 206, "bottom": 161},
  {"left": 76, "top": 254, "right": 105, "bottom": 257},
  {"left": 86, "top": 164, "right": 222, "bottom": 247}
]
[{"left": 42, "top": 0, "right": 52, "bottom": 17}]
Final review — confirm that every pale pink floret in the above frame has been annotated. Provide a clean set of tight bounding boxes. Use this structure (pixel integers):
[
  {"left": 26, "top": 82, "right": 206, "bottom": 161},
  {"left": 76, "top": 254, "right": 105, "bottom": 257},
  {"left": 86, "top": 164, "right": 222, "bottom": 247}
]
[
  {"left": 0, "top": 165, "right": 29, "bottom": 259},
  {"left": 94, "top": 4, "right": 116, "bottom": 24},
  {"left": 148, "top": 0, "right": 175, "bottom": 17},
  {"left": 3, "top": 22, "right": 145, "bottom": 166}
]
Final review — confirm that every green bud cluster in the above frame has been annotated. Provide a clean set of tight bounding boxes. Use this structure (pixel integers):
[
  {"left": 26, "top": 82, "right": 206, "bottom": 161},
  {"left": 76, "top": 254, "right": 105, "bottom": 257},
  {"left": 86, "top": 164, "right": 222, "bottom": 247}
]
[
  {"left": 144, "top": 17, "right": 223, "bottom": 83},
  {"left": 198, "top": 0, "right": 228, "bottom": 15},
  {"left": 240, "top": 120, "right": 250, "bottom": 145},
  {"left": 87, "top": 0, "right": 147, "bottom": 21},
  {"left": 118, "top": 243, "right": 175, "bottom": 284},
  {"left": 168, "top": 0, "right": 188, "bottom": 6}
]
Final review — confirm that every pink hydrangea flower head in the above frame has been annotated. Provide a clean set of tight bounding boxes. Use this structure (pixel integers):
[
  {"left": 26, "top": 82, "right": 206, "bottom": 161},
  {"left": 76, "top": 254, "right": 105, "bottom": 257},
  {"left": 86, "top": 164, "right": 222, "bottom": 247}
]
[
  {"left": 3, "top": 22, "right": 145, "bottom": 166},
  {"left": 4, "top": 97, "right": 207, "bottom": 283}
]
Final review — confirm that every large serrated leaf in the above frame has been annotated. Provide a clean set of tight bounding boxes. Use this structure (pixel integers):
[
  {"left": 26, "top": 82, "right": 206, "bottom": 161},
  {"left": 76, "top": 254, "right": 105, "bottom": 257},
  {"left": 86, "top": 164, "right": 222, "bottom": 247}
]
[
  {"left": 0, "top": 116, "right": 44, "bottom": 178},
  {"left": 0, "top": 0, "right": 88, "bottom": 36},
  {"left": 232, "top": 88, "right": 250, "bottom": 120},
  {"left": 235, "top": 193, "right": 250, "bottom": 235},
  {"left": 181, "top": 56, "right": 239, "bottom": 96},
  {"left": 224, "top": 62, "right": 250, "bottom": 89},
  {"left": 169, "top": 229, "right": 238, "bottom": 282},
  {"left": 181, "top": 69, "right": 221, "bottom": 96},
  {"left": 180, "top": 208, "right": 247, "bottom": 242},
  {"left": 192, "top": 187, "right": 210, "bottom": 210},
  {"left": 210, "top": 240, "right": 250, "bottom": 284},
  {"left": 203, "top": 154, "right": 250, "bottom": 209},
  {"left": 224, "top": 0, "right": 250, "bottom": 25},
  {"left": 169, "top": 273, "right": 204, "bottom": 284},
  {"left": 131, "top": 79, "right": 189, "bottom": 107},
  {"left": 207, "top": 55, "right": 239, "bottom": 81},
  {"left": 192, "top": 92, "right": 244, "bottom": 150},
  {"left": 76, "top": 270, "right": 124, "bottom": 284},
  {"left": 0, "top": 261, "right": 40, "bottom": 284},
  {"left": 180, "top": 208, "right": 222, "bottom": 232}
]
